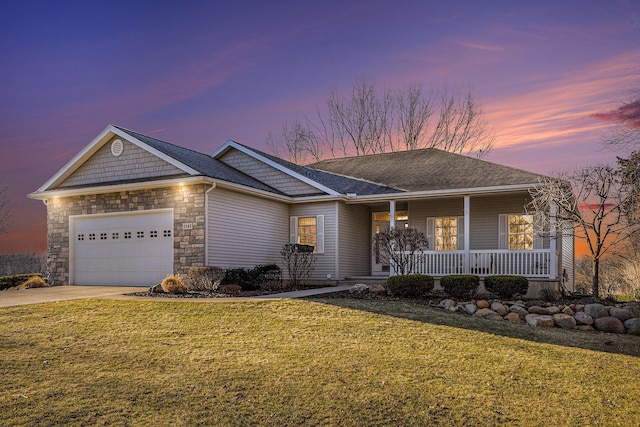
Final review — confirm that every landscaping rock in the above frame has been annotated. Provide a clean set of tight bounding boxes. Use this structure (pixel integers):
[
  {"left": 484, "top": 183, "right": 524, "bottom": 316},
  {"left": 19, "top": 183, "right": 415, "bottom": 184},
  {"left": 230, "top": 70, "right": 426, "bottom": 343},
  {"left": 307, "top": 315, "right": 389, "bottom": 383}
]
[
  {"left": 487, "top": 312, "right": 504, "bottom": 321},
  {"left": 584, "top": 303, "right": 609, "bottom": 320},
  {"left": 623, "top": 318, "right": 640, "bottom": 336},
  {"left": 464, "top": 303, "right": 477, "bottom": 315},
  {"left": 525, "top": 314, "right": 554, "bottom": 327},
  {"left": 368, "top": 284, "right": 387, "bottom": 296},
  {"left": 622, "top": 304, "right": 640, "bottom": 318},
  {"left": 350, "top": 283, "right": 369, "bottom": 293},
  {"left": 594, "top": 316, "right": 625, "bottom": 334},
  {"left": 562, "top": 306, "right": 575, "bottom": 316},
  {"left": 473, "top": 308, "right": 498, "bottom": 319},
  {"left": 491, "top": 302, "right": 508, "bottom": 316},
  {"left": 476, "top": 300, "right": 490, "bottom": 309},
  {"left": 504, "top": 312, "right": 523, "bottom": 324},
  {"left": 149, "top": 283, "right": 164, "bottom": 293},
  {"left": 608, "top": 307, "right": 633, "bottom": 323},
  {"left": 509, "top": 305, "right": 528, "bottom": 318},
  {"left": 440, "top": 299, "right": 457, "bottom": 311},
  {"left": 525, "top": 300, "right": 545, "bottom": 308},
  {"left": 528, "top": 306, "right": 551, "bottom": 315},
  {"left": 546, "top": 306, "right": 561, "bottom": 315},
  {"left": 575, "top": 325, "right": 595, "bottom": 332},
  {"left": 553, "top": 313, "right": 576, "bottom": 329},
  {"left": 574, "top": 304, "right": 585, "bottom": 312},
  {"left": 574, "top": 312, "right": 593, "bottom": 325}
]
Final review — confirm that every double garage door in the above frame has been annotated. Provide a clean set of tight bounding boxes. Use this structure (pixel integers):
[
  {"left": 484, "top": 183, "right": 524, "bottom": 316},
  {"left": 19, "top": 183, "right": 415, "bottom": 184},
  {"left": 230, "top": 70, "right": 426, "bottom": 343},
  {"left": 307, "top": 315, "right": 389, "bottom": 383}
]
[{"left": 71, "top": 210, "right": 174, "bottom": 286}]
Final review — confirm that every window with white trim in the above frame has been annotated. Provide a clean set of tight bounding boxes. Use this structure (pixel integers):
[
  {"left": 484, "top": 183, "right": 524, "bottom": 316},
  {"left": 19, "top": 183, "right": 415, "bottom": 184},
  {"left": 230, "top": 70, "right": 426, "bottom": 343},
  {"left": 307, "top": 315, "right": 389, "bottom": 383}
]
[
  {"left": 290, "top": 215, "right": 324, "bottom": 253},
  {"left": 426, "top": 217, "right": 464, "bottom": 251},
  {"left": 499, "top": 214, "right": 541, "bottom": 250}
]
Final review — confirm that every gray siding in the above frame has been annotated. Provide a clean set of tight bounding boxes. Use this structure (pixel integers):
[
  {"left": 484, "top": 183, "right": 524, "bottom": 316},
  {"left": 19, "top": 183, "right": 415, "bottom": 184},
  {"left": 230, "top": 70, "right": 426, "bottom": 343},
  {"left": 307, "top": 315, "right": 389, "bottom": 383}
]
[
  {"left": 289, "top": 202, "right": 336, "bottom": 280},
  {"left": 408, "top": 198, "right": 463, "bottom": 235},
  {"left": 219, "top": 149, "right": 321, "bottom": 196},
  {"left": 207, "top": 188, "right": 289, "bottom": 268},
  {"left": 466, "top": 194, "right": 531, "bottom": 250},
  {"left": 407, "top": 193, "right": 541, "bottom": 250},
  {"left": 337, "top": 203, "right": 370, "bottom": 278},
  {"left": 59, "top": 137, "right": 184, "bottom": 188}
]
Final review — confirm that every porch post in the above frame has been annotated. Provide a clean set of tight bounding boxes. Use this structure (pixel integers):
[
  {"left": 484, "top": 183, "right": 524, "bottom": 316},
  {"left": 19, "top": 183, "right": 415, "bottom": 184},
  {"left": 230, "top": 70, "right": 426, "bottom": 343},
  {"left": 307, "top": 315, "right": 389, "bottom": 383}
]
[
  {"left": 389, "top": 200, "right": 396, "bottom": 276},
  {"left": 463, "top": 195, "right": 470, "bottom": 274},
  {"left": 389, "top": 200, "right": 396, "bottom": 230},
  {"left": 549, "top": 202, "right": 557, "bottom": 279}
]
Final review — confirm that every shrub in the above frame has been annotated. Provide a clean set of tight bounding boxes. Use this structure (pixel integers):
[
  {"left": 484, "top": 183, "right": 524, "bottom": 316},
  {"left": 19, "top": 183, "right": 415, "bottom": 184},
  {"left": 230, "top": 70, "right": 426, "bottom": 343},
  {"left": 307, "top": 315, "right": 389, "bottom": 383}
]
[
  {"left": 17, "top": 276, "right": 48, "bottom": 290},
  {"left": 249, "top": 264, "right": 282, "bottom": 288},
  {"left": 218, "top": 284, "right": 242, "bottom": 295},
  {"left": 221, "top": 268, "right": 254, "bottom": 290},
  {"left": 161, "top": 275, "right": 188, "bottom": 294},
  {"left": 0, "top": 274, "right": 43, "bottom": 291},
  {"left": 187, "top": 266, "right": 225, "bottom": 291},
  {"left": 280, "top": 244, "right": 315, "bottom": 289},
  {"left": 386, "top": 274, "right": 434, "bottom": 298},
  {"left": 484, "top": 275, "right": 529, "bottom": 299},
  {"left": 440, "top": 275, "right": 480, "bottom": 300},
  {"left": 261, "top": 280, "right": 287, "bottom": 292}
]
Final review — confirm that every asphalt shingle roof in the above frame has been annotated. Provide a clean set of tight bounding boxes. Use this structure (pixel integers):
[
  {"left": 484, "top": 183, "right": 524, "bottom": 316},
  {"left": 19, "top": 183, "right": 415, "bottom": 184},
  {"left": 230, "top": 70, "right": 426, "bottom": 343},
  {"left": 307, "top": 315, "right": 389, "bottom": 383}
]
[
  {"left": 234, "top": 142, "right": 403, "bottom": 196},
  {"left": 115, "top": 127, "right": 285, "bottom": 195},
  {"left": 308, "top": 148, "right": 548, "bottom": 191}
]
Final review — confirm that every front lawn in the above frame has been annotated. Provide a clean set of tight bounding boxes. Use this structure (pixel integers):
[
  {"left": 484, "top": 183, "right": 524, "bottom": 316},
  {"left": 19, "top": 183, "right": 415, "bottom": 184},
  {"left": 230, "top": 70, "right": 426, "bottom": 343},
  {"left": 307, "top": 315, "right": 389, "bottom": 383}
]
[{"left": 1, "top": 298, "right": 638, "bottom": 426}]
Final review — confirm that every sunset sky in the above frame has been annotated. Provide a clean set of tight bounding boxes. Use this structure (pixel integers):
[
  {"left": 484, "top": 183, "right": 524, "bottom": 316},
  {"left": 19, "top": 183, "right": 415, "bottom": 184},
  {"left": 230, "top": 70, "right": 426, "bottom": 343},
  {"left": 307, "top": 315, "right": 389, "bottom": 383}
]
[{"left": 1, "top": 0, "right": 639, "bottom": 252}]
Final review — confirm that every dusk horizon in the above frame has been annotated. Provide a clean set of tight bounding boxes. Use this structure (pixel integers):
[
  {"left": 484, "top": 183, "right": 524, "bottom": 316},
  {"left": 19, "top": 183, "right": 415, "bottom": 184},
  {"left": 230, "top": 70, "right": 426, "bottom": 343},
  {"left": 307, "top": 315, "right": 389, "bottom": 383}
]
[{"left": 1, "top": 0, "right": 639, "bottom": 253}]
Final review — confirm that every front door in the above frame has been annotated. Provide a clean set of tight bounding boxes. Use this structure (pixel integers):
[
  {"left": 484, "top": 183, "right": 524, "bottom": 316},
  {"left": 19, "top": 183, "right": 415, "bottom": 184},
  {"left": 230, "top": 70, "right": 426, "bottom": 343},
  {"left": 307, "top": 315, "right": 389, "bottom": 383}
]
[{"left": 371, "top": 211, "right": 409, "bottom": 275}]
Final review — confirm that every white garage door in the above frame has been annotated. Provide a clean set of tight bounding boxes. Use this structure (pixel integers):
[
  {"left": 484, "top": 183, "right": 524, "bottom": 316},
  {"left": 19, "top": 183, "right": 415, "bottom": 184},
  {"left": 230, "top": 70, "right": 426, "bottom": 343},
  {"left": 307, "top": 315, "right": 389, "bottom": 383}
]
[{"left": 71, "top": 210, "right": 174, "bottom": 286}]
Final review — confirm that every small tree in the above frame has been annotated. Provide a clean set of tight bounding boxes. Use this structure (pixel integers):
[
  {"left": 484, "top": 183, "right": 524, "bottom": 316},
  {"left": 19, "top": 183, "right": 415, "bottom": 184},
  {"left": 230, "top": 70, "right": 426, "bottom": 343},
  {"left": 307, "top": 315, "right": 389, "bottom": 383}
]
[
  {"left": 373, "top": 227, "right": 428, "bottom": 276},
  {"left": 280, "top": 244, "right": 316, "bottom": 289}
]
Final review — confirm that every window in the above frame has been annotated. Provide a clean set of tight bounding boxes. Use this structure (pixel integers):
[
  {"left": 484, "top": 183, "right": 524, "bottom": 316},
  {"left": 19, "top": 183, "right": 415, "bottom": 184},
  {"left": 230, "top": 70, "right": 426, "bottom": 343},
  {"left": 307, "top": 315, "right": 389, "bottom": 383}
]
[
  {"left": 508, "top": 214, "right": 533, "bottom": 250},
  {"left": 499, "top": 214, "right": 538, "bottom": 250},
  {"left": 77, "top": 234, "right": 84, "bottom": 241},
  {"left": 100, "top": 232, "right": 108, "bottom": 240},
  {"left": 150, "top": 230, "right": 158, "bottom": 238},
  {"left": 427, "top": 217, "right": 464, "bottom": 251},
  {"left": 112, "top": 232, "right": 120, "bottom": 240},
  {"left": 136, "top": 231, "right": 145, "bottom": 239},
  {"left": 290, "top": 215, "right": 324, "bottom": 253}
]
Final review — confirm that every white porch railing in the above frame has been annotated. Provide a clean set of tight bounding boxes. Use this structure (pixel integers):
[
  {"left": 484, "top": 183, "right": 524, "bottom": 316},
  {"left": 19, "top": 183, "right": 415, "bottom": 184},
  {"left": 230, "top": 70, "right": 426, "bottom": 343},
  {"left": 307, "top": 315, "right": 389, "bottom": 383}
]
[{"left": 406, "top": 249, "right": 552, "bottom": 278}]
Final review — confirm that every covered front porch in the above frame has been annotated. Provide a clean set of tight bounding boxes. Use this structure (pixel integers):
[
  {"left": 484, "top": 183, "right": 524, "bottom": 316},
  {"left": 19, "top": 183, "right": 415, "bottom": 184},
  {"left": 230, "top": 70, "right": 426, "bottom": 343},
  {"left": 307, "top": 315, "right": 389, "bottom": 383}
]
[{"left": 342, "top": 189, "right": 571, "bottom": 286}]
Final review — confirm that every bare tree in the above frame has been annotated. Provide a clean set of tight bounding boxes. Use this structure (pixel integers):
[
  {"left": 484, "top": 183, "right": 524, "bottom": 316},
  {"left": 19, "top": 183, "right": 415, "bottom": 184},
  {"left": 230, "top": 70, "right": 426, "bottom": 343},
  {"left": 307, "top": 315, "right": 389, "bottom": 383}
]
[
  {"left": 396, "top": 83, "right": 434, "bottom": 150},
  {"left": 373, "top": 227, "right": 429, "bottom": 275},
  {"left": 266, "top": 80, "right": 494, "bottom": 163},
  {"left": 617, "top": 150, "right": 640, "bottom": 225},
  {"left": 598, "top": 88, "right": 640, "bottom": 150},
  {"left": 527, "top": 166, "right": 639, "bottom": 297},
  {"left": 265, "top": 119, "right": 318, "bottom": 164}
]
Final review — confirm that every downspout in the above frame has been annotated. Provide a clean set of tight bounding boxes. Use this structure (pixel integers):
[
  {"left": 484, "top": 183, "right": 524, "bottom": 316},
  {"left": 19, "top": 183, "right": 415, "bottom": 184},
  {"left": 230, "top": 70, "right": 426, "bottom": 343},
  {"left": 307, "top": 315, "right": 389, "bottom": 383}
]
[{"left": 204, "top": 182, "right": 217, "bottom": 265}]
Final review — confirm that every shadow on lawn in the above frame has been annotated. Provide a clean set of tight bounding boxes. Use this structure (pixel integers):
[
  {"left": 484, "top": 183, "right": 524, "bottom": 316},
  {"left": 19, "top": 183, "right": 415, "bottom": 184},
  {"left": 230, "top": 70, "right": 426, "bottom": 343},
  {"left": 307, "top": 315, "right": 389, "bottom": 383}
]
[{"left": 306, "top": 296, "right": 640, "bottom": 358}]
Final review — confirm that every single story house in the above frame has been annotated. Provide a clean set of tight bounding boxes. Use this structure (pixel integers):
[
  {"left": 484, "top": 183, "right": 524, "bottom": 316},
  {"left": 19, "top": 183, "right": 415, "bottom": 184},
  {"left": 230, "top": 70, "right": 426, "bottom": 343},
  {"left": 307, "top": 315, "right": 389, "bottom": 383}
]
[{"left": 29, "top": 125, "right": 574, "bottom": 296}]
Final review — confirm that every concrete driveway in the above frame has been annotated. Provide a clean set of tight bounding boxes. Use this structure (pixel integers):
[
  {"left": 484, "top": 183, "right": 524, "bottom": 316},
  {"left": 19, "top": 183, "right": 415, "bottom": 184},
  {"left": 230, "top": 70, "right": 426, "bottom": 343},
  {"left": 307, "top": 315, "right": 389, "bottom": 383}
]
[{"left": 0, "top": 286, "right": 144, "bottom": 308}]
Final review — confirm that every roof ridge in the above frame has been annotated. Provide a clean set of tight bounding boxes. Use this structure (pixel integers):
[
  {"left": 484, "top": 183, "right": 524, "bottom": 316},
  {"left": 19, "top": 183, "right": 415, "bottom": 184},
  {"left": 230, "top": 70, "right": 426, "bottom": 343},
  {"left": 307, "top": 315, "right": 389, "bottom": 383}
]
[{"left": 113, "top": 125, "right": 212, "bottom": 159}]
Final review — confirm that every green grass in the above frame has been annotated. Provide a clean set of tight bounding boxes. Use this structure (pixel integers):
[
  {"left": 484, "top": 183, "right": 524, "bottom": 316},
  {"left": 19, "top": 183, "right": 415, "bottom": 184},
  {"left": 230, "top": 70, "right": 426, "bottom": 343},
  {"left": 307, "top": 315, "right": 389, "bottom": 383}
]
[{"left": 1, "top": 298, "right": 639, "bottom": 426}]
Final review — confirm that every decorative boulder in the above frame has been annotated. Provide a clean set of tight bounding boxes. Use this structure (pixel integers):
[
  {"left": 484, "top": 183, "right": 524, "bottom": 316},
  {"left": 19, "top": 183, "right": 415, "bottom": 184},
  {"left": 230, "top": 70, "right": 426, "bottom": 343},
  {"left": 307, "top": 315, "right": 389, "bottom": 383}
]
[
  {"left": 528, "top": 306, "right": 551, "bottom": 315},
  {"left": 464, "top": 303, "right": 478, "bottom": 315},
  {"left": 546, "top": 306, "right": 561, "bottom": 315},
  {"left": 476, "top": 300, "right": 490, "bottom": 309},
  {"left": 584, "top": 303, "right": 610, "bottom": 320},
  {"left": 509, "top": 305, "right": 528, "bottom": 318},
  {"left": 504, "top": 312, "right": 523, "bottom": 324},
  {"left": 562, "top": 306, "right": 575, "bottom": 316},
  {"left": 525, "top": 314, "right": 554, "bottom": 327},
  {"left": 623, "top": 318, "right": 640, "bottom": 336},
  {"left": 575, "top": 325, "right": 595, "bottom": 332},
  {"left": 553, "top": 313, "right": 577, "bottom": 329},
  {"left": 473, "top": 308, "right": 498, "bottom": 318},
  {"left": 608, "top": 307, "right": 633, "bottom": 323},
  {"left": 574, "top": 311, "right": 593, "bottom": 325},
  {"left": 350, "top": 283, "right": 369, "bottom": 293},
  {"left": 594, "top": 316, "right": 625, "bottom": 334},
  {"left": 491, "top": 302, "right": 508, "bottom": 316},
  {"left": 439, "top": 299, "right": 457, "bottom": 311}
]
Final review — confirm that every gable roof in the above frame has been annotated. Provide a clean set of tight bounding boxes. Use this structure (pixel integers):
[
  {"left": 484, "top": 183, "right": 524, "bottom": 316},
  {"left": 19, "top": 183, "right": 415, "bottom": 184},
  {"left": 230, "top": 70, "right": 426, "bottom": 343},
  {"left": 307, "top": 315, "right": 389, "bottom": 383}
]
[
  {"left": 114, "top": 127, "right": 284, "bottom": 195},
  {"left": 213, "top": 141, "right": 403, "bottom": 197},
  {"left": 308, "top": 148, "right": 547, "bottom": 191}
]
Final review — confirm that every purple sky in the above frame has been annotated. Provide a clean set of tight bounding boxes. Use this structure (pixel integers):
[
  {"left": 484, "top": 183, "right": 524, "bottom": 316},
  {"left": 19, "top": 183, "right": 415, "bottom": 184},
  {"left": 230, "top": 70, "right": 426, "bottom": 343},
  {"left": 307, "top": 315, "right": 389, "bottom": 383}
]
[{"left": 1, "top": 0, "right": 639, "bottom": 252}]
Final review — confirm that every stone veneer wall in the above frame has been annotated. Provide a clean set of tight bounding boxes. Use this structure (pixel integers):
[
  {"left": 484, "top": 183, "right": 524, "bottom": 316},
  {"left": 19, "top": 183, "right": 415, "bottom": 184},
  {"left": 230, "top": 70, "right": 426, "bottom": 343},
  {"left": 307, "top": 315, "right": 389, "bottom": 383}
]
[{"left": 46, "top": 184, "right": 207, "bottom": 285}]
